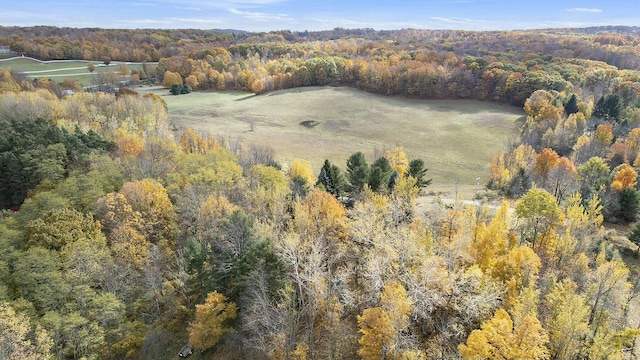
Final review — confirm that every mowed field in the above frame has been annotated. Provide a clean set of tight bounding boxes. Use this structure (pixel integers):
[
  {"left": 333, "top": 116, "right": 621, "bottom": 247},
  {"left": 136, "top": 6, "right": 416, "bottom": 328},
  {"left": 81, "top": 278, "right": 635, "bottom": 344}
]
[
  {"left": 152, "top": 86, "right": 524, "bottom": 185},
  {"left": 0, "top": 57, "right": 145, "bottom": 86}
]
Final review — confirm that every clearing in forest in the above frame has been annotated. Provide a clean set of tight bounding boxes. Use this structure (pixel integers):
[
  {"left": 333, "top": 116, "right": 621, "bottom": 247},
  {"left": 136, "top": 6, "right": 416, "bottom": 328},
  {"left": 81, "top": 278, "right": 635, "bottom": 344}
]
[{"left": 146, "top": 86, "right": 524, "bottom": 185}]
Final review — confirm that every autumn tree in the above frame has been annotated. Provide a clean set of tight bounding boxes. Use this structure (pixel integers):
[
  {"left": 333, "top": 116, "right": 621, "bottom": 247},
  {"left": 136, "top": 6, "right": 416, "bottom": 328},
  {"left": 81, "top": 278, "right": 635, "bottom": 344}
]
[
  {"left": 0, "top": 302, "right": 53, "bottom": 360},
  {"left": 384, "top": 147, "right": 409, "bottom": 176},
  {"left": 289, "top": 158, "right": 315, "bottom": 199},
  {"left": 514, "top": 187, "right": 564, "bottom": 249},
  {"left": 611, "top": 164, "right": 637, "bottom": 192},
  {"left": 162, "top": 70, "right": 182, "bottom": 89},
  {"left": 543, "top": 279, "right": 590, "bottom": 359},
  {"left": 458, "top": 308, "right": 549, "bottom": 360},
  {"left": 534, "top": 148, "right": 559, "bottom": 187},
  {"left": 188, "top": 291, "right": 237, "bottom": 352}
]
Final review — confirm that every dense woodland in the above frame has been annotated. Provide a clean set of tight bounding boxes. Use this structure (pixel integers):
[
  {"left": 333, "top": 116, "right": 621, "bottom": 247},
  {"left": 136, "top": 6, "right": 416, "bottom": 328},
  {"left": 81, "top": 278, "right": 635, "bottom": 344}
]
[{"left": 1, "top": 26, "right": 640, "bottom": 359}]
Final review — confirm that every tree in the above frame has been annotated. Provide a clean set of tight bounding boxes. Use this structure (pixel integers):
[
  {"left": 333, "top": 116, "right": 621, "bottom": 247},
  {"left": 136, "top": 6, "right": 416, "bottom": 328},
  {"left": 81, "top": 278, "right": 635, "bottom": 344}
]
[
  {"left": 24, "top": 208, "right": 104, "bottom": 250},
  {"left": 564, "top": 93, "right": 579, "bottom": 115},
  {"left": 188, "top": 291, "right": 237, "bottom": 352},
  {"left": 368, "top": 157, "right": 392, "bottom": 192},
  {"left": 593, "top": 94, "right": 622, "bottom": 122},
  {"left": 289, "top": 158, "right": 315, "bottom": 199},
  {"left": 357, "top": 307, "right": 394, "bottom": 360},
  {"left": 617, "top": 188, "right": 640, "bottom": 223},
  {"left": 611, "top": 164, "right": 637, "bottom": 192},
  {"left": 514, "top": 187, "right": 564, "bottom": 249},
  {"left": 119, "top": 179, "right": 176, "bottom": 244},
  {"left": 458, "top": 308, "right": 549, "bottom": 360},
  {"left": 162, "top": 70, "right": 182, "bottom": 89},
  {"left": 546, "top": 157, "right": 577, "bottom": 201},
  {"left": 346, "top": 151, "right": 369, "bottom": 193},
  {"left": 577, "top": 157, "right": 610, "bottom": 200},
  {"left": 407, "top": 158, "right": 432, "bottom": 188},
  {"left": 534, "top": 148, "right": 559, "bottom": 187},
  {"left": 383, "top": 147, "right": 409, "bottom": 176},
  {"left": 87, "top": 63, "right": 95, "bottom": 73},
  {"left": 0, "top": 302, "right": 52, "bottom": 360},
  {"left": 170, "top": 84, "right": 182, "bottom": 95},
  {"left": 628, "top": 221, "right": 640, "bottom": 253},
  {"left": 544, "top": 280, "right": 590, "bottom": 359},
  {"left": 317, "top": 159, "right": 345, "bottom": 198}
]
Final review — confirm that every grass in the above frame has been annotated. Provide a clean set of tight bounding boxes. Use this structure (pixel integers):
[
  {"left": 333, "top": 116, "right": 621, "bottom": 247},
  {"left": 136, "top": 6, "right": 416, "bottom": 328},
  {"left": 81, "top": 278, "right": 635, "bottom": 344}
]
[
  {"left": 0, "top": 57, "right": 145, "bottom": 86},
  {"left": 143, "top": 86, "right": 524, "bottom": 185}
]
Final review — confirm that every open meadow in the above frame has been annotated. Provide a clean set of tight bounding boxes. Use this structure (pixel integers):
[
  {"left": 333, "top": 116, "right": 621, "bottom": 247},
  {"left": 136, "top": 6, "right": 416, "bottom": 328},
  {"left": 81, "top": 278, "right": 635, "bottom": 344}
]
[{"left": 148, "top": 86, "right": 524, "bottom": 185}]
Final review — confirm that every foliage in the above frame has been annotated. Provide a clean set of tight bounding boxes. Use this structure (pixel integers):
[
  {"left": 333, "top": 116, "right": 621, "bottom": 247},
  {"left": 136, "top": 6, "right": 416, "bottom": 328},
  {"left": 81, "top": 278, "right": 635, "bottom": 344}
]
[
  {"left": 188, "top": 291, "right": 237, "bottom": 352},
  {"left": 0, "top": 302, "right": 52, "bottom": 359},
  {"left": 317, "top": 159, "right": 345, "bottom": 198},
  {"left": 0, "top": 24, "right": 639, "bottom": 360},
  {"left": 0, "top": 118, "right": 114, "bottom": 209},
  {"left": 346, "top": 151, "right": 370, "bottom": 193}
]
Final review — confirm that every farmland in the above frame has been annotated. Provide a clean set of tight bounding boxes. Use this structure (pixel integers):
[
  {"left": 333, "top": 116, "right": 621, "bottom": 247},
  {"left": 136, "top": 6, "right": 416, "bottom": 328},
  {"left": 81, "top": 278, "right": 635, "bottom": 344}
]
[{"left": 0, "top": 56, "right": 146, "bottom": 86}]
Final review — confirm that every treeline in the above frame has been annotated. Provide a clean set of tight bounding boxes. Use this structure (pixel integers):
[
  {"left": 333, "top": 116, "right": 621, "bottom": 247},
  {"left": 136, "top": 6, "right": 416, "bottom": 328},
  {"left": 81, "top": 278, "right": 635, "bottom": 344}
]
[
  {"left": 1, "top": 26, "right": 639, "bottom": 70},
  {"left": 0, "top": 88, "right": 638, "bottom": 359}
]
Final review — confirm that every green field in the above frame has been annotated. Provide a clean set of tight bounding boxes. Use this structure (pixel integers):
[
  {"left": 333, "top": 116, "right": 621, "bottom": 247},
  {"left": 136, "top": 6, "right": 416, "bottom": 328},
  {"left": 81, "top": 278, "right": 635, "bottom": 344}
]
[
  {"left": 0, "top": 57, "right": 145, "bottom": 86},
  {"left": 146, "top": 86, "right": 524, "bottom": 185}
]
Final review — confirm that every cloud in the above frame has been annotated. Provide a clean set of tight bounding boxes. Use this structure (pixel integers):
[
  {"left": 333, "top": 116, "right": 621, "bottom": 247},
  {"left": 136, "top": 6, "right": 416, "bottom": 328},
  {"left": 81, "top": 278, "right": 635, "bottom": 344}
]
[
  {"left": 228, "top": 8, "right": 291, "bottom": 22},
  {"left": 429, "top": 16, "right": 475, "bottom": 24},
  {"left": 175, "top": 6, "right": 202, "bottom": 11},
  {"left": 567, "top": 8, "right": 603, "bottom": 13}
]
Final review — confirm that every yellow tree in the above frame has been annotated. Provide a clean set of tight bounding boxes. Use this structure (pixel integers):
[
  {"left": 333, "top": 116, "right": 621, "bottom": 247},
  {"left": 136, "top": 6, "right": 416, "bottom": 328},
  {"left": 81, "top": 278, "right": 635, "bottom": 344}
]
[
  {"left": 384, "top": 147, "right": 410, "bottom": 176},
  {"left": 514, "top": 187, "right": 564, "bottom": 250},
  {"left": 357, "top": 280, "right": 414, "bottom": 360},
  {"left": 625, "top": 127, "right": 640, "bottom": 162},
  {"left": 472, "top": 201, "right": 512, "bottom": 271},
  {"left": 458, "top": 308, "right": 549, "bottom": 360},
  {"left": 380, "top": 280, "right": 413, "bottom": 334},
  {"left": 357, "top": 307, "right": 395, "bottom": 360},
  {"left": 162, "top": 70, "right": 182, "bottom": 88},
  {"left": 544, "top": 279, "right": 590, "bottom": 360},
  {"left": 0, "top": 302, "right": 53, "bottom": 360},
  {"left": 491, "top": 246, "right": 542, "bottom": 307},
  {"left": 119, "top": 179, "right": 177, "bottom": 244},
  {"left": 188, "top": 291, "right": 237, "bottom": 352},
  {"left": 179, "top": 128, "right": 218, "bottom": 154},
  {"left": 611, "top": 164, "right": 637, "bottom": 192},
  {"left": 289, "top": 158, "right": 316, "bottom": 186},
  {"left": 289, "top": 158, "right": 316, "bottom": 198}
]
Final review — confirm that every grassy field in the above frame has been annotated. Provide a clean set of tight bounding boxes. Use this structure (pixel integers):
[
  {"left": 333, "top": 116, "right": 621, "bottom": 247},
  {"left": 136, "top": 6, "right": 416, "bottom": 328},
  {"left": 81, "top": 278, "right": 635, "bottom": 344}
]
[
  {"left": 0, "top": 57, "right": 145, "bottom": 86},
  {"left": 145, "top": 86, "right": 524, "bottom": 185}
]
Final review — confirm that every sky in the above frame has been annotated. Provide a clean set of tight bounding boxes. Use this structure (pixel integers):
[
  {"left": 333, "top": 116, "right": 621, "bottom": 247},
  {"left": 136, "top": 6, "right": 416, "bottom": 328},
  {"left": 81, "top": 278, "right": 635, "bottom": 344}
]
[{"left": 1, "top": 0, "right": 639, "bottom": 32}]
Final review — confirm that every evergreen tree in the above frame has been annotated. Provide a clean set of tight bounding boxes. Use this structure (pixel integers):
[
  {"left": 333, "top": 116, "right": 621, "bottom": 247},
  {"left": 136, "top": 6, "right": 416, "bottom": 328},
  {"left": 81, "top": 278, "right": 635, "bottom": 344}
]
[
  {"left": 627, "top": 222, "right": 640, "bottom": 254},
  {"left": 618, "top": 188, "right": 640, "bottom": 223},
  {"left": 407, "top": 158, "right": 432, "bottom": 188},
  {"left": 346, "top": 151, "right": 370, "bottom": 193},
  {"left": 317, "top": 159, "right": 345, "bottom": 198},
  {"left": 368, "top": 157, "right": 392, "bottom": 192},
  {"left": 564, "top": 93, "right": 579, "bottom": 115},
  {"left": 593, "top": 94, "right": 622, "bottom": 122}
]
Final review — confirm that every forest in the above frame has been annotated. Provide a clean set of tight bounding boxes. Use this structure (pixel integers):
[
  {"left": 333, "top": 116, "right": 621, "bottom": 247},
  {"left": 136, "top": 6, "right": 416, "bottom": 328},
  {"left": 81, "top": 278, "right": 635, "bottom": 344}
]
[{"left": 1, "top": 25, "right": 640, "bottom": 359}]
